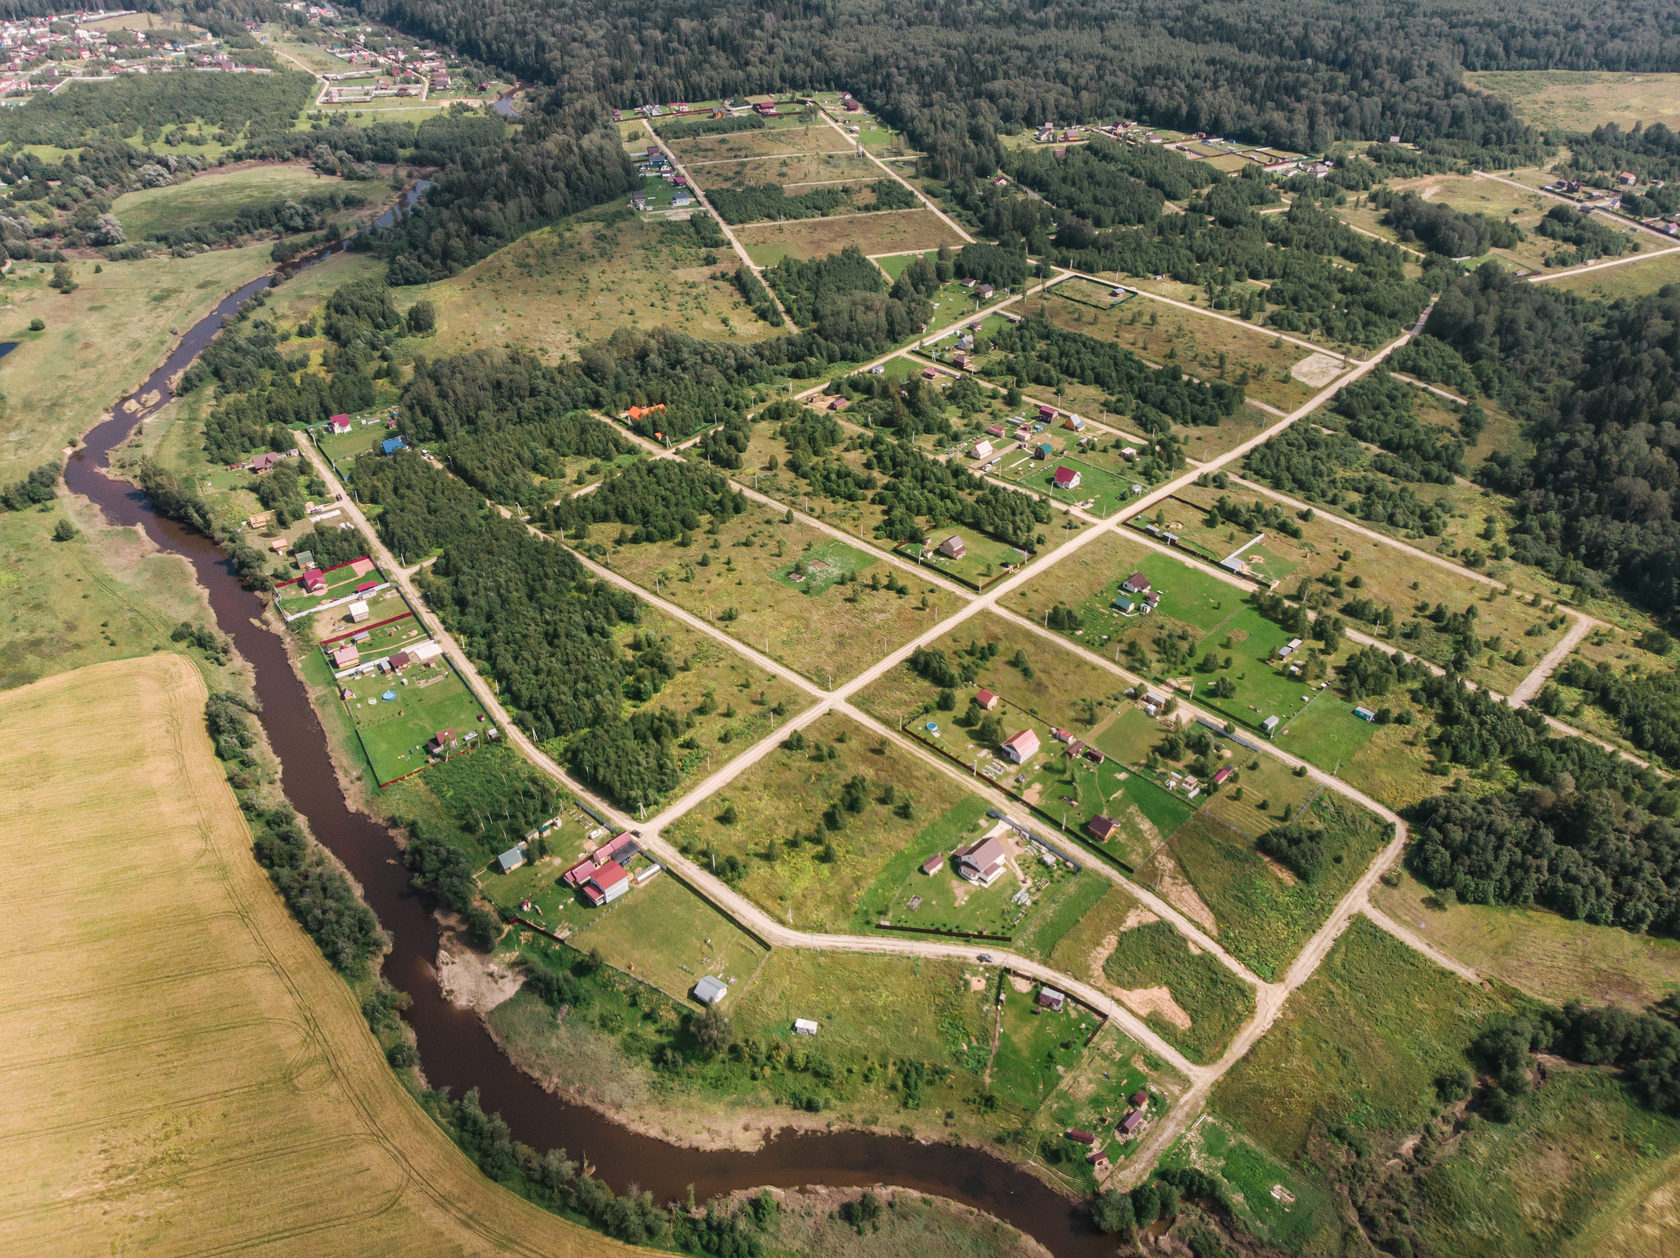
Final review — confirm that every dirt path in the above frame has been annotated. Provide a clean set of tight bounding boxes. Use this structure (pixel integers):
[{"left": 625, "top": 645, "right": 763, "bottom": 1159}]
[
  {"left": 1511, "top": 607, "right": 1597, "bottom": 702},
  {"left": 810, "top": 105, "right": 976, "bottom": 244}
]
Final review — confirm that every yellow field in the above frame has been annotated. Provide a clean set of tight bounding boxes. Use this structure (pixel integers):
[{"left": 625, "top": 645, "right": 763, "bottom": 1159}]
[
  {"left": 0, "top": 656, "right": 627, "bottom": 1257},
  {"left": 736, "top": 209, "right": 965, "bottom": 265}
]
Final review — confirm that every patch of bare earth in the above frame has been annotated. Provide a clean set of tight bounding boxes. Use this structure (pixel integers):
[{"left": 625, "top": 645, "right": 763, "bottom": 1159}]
[
  {"left": 1146, "top": 847, "right": 1220, "bottom": 935},
  {"left": 1259, "top": 851, "right": 1299, "bottom": 885},
  {"left": 1118, "top": 985, "right": 1193, "bottom": 1031},
  {"left": 436, "top": 937, "right": 524, "bottom": 1013}
]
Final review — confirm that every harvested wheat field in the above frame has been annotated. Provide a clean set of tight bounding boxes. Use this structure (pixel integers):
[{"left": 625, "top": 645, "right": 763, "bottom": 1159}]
[{"left": 0, "top": 655, "right": 625, "bottom": 1257}]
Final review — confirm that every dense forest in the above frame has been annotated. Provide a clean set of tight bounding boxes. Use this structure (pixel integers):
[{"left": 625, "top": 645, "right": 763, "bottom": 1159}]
[
  {"left": 338, "top": 0, "right": 1661, "bottom": 175},
  {"left": 1417, "top": 269, "right": 1680, "bottom": 613}
]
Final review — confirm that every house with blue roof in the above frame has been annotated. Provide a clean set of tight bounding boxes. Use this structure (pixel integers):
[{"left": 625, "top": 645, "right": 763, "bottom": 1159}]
[{"left": 381, "top": 435, "right": 407, "bottom": 456}]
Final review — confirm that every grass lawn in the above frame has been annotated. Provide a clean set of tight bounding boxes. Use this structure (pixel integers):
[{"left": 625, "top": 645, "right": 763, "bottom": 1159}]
[
  {"left": 1373, "top": 870, "right": 1680, "bottom": 1009},
  {"left": 112, "top": 162, "right": 349, "bottom": 241},
  {"left": 1173, "top": 401, "right": 1278, "bottom": 464},
  {"left": 562, "top": 872, "right": 768, "bottom": 1004},
  {"left": 899, "top": 522, "right": 1040, "bottom": 591},
  {"left": 1020, "top": 289, "right": 1340, "bottom": 412},
  {"left": 423, "top": 209, "right": 781, "bottom": 359},
  {"left": 1463, "top": 69, "right": 1680, "bottom": 132},
  {"left": 875, "top": 250, "right": 937, "bottom": 279},
  {"left": 600, "top": 500, "right": 958, "bottom": 686},
  {"left": 771, "top": 535, "right": 878, "bottom": 594},
  {"left": 665, "top": 711, "right": 980, "bottom": 931},
  {"left": 0, "top": 246, "right": 275, "bottom": 483},
  {"left": 992, "top": 443, "right": 1151, "bottom": 518},
  {"left": 1149, "top": 794, "right": 1391, "bottom": 980},
  {"left": 990, "top": 978, "right": 1103, "bottom": 1107},
  {"left": 338, "top": 656, "right": 490, "bottom": 785},
  {"left": 1212, "top": 916, "right": 1508, "bottom": 1164},
  {"left": 0, "top": 655, "right": 617, "bottom": 1255},
  {"left": 738, "top": 209, "right": 966, "bottom": 265}
]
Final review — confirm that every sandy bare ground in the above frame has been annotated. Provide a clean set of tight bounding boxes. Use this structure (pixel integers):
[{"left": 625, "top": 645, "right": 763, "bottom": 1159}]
[
  {"left": 1291, "top": 352, "right": 1345, "bottom": 387},
  {"left": 1116, "top": 985, "right": 1193, "bottom": 1031},
  {"left": 1145, "top": 847, "right": 1221, "bottom": 935},
  {"left": 437, "top": 939, "right": 525, "bottom": 1013}
]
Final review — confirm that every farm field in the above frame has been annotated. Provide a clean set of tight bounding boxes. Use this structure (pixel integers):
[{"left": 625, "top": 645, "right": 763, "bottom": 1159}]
[
  {"left": 0, "top": 655, "right": 623, "bottom": 1257},
  {"left": 600, "top": 500, "right": 960, "bottom": 686},
  {"left": 1146, "top": 795, "right": 1391, "bottom": 980},
  {"left": 1463, "top": 70, "right": 1680, "bottom": 132},
  {"left": 112, "top": 162, "right": 352, "bottom": 240},
  {"left": 665, "top": 710, "right": 984, "bottom": 932},
  {"left": 737, "top": 209, "right": 966, "bottom": 265},
  {"left": 424, "top": 211, "right": 782, "bottom": 358},
  {"left": 0, "top": 245, "right": 275, "bottom": 482},
  {"left": 1019, "top": 288, "right": 1343, "bottom": 413},
  {"left": 1042, "top": 888, "right": 1255, "bottom": 1064},
  {"left": 1373, "top": 871, "right": 1680, "bottom": 1008}
]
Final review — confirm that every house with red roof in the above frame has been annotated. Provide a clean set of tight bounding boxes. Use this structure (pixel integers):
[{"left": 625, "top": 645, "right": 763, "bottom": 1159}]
[
  {"left": 975, "top": 688, "right": 998, "bottom": 711},
  {"left": 1000, "top": 728, "right": 1040, "bottom": 763},
  {"left": 582, "top": 860, "right": 631, "bottom": 906},
  {"left": 302, "top": 568, "right": 327, "bottom": 594},
  {"left": 328, "top": 413, "right": 352, "bottom": 434},
  {"left": 1052, "top": 466, "right": 1082, "bottom": 491}
]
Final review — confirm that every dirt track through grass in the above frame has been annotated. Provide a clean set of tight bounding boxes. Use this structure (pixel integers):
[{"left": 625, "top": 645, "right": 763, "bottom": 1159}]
[{"left": 0, "top": 655, "right": 627, "bottom": 1257}]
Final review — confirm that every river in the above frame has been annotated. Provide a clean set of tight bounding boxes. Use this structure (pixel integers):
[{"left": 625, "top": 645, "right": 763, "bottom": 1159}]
[{"left": 60, "top": 192, "right": 1110, "bottom": 1258}]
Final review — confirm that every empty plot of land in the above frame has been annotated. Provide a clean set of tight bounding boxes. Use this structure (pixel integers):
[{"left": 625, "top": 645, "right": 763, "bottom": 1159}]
[
  {"left": 113, "top": 163, "right": 348, "bottom": 241},
  {"left": 1020, "top": 289, "right": 1339, "bottom": 412},
  {"left": 736, "top": 209, "right": 966, "bottom": 266},
  {"left": 1464, "top": 70, "right": 1680, "bottom": 132},
  {"left": 685, "top": 150, "right": 878, "bottom": 188},
  {"left": 1548, "top": 248, "right": 1680, "bottom": 300},
  {"left": 0, "top": 655, "right": 624, "bottom": 1257},
  {"left": 425, "top": 212, "right": 781, "bottom": 357},
  {"left": 667, "top": 124, "right": 855, "bottom": 165}
]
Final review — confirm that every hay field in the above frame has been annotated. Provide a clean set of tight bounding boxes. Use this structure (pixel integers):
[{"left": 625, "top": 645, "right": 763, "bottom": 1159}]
[
  {"left": 0, "top": 655, "right": 626, "bottom": 1257},
  {"left": 1464, "top": 70, "right": 1680, "bottom": 133}
]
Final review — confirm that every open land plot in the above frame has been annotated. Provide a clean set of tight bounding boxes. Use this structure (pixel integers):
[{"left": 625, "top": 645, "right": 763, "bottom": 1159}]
[
  {"left": 599, "top": 500, "right": 962, "bottom": 685},
  {"left": 1212, "top": 916, "right": 1506, "bottom": 1165},
  {"left": 664, "top": 710, "right": 983, "bottom": 932},
  {"left": 1463, "top": 70, "right": 1680, "bottom": 133},
  {"left": 681, "top": 148, "right": 879, "bottom": 189},
  {"left": 875, "top": 250, "right": 937, "bottom": 279},
  {"left": 308, "top": 585, "right": 416, "bottom": 647},
  {"left": 1172, "top": 401, "right": 1277, "bottom": 465},
  {"left": 666, "top": 124, "right": 855, "bottom": 165},
  {"left": 1016, "top": 290, "right": 1340, "bottom": 413},
  {"left": 1210, "top": 916, "right": 1680, "bottom": 1258},
  {"left": 1351, "top": 173, "right": 1653, "bottom": 272},
  {"left": 0, "top": 245, "right": 275, "bottom": 482},
  {"left": 1084, "top": 271, "right": 1362, "bottom": 357},
  {"left": 0, "top": 498, "right": 208, "bottom": 691},
  {"left": 423, "top": 211, "right": 781, "bottom": 359},
  {"left": 1041, "top": 887, "right": 1255, "bottom": 1064},
  {"left": 271, "top": 37, "right": 360, "bottom": 74},
  {"left": 1374, "top": 870, "right": 1680, "bottom": 1008},
  {"left": 1147, "top": 794, "right": 1391, "bottom": 980},
  {"left": 1170, "top": 480, "right": 1570, "bottom": 695},
  {"left": 112, "top": 162, "right": 352, "bottom": 241},
  {"left": 553, "top": 872, "right": 768, "bottom": 1004},
  {"left": 900, "top": 522, "right": 1046, "bottom": 592},
  {"left": 1549, "top": 247, "right": 1680, "bottom": 300},
  {"left": 337, "top": 654, "right": 490, "bottom": 785},
  {"left": 1160, "top": 1115, "right": 1336, "bottom": 1254},
  {"left": 541, "top": 607, "right": 813, "bottom": 803},
  {"left": 736, "top": 209, "right": 966, "bottom": 266},
  {"left": 0, "top": 655, "right": 624, "bottom": 1257}
]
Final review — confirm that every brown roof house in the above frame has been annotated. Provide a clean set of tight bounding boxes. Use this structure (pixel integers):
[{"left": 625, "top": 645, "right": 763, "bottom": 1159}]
[{"left": 955, "top": 835, "right": 1008, "bottom": 886}]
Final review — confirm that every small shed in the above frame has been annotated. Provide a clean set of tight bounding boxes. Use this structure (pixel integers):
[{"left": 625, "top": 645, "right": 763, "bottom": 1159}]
[
  {"left": 347, "top": 599, "right": 370, "bottom": 623},
  {"left": 975, "top": 688, "right": 998, "bottom": 711},
  {"left": 793, "top": 1018, "right": 819, "bottom": 1036},
  {"left": 496, "top": 845, "right": 526, "bottom": 874},
  {"left": 1118, "top": 1110, "right": 1144, "bottom": 1136},
  {"left": 693, "top": 975, "right": 729, "bottom": 1006},
  {"left": 1261, "top": 715, "right": 1280, "bottom": 735},
  {"left": 1036, "top": 985, "right": 1067, "bottom": 1011},
  {"left": 921, "top": 852, "right": 946, "bottom": 875}
]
